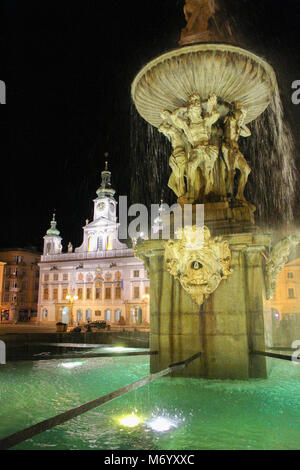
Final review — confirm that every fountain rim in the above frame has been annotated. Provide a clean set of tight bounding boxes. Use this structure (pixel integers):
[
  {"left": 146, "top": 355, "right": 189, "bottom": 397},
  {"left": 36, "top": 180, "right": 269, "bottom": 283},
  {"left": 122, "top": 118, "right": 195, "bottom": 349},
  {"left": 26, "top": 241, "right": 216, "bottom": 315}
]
[{"left": 131, "top": 42, "right": 277, "bottom": 106}]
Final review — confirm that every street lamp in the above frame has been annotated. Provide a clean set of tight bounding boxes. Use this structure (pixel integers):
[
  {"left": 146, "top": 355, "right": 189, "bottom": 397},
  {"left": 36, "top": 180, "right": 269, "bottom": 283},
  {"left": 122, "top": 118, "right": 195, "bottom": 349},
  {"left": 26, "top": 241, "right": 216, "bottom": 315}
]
[{"left": 65, "top": 293, "right": 78, "bottom": 326}]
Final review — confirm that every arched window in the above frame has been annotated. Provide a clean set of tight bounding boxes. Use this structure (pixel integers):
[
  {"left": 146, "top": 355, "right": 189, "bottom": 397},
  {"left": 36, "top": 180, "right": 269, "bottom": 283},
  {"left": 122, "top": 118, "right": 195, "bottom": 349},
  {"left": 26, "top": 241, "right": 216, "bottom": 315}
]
[
  {"left": 106, "top": 235, "right": 113, "bottom": 251},
  {"left": 46, "top": 243, "right": 51, "bottom": 255},
  {"left": 115, "top": 309, "right": 121, "bottom": 322},
  {"left": 105, "top": 309, "right": 111, "bottom": 322},
  {"left": 42, "top": 309, "right": 48, "bottom": 321},
  {"left": 88, "top": 236, "right": 93, "bottom": 252}
]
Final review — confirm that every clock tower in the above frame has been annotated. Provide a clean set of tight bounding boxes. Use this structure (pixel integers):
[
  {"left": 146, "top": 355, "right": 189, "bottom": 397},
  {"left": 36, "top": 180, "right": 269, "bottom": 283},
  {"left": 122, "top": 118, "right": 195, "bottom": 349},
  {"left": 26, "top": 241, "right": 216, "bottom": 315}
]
[
  {"left": 93, "top": 160, "right": 117, "bottom": 223},
  {"left": 75, "top": 158, "right": 127, "bottom": 253}
]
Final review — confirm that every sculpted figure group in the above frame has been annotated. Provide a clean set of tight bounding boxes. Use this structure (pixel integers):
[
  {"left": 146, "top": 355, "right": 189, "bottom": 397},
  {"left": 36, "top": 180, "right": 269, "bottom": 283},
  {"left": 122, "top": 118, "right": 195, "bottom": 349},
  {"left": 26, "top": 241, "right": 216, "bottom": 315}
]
[{"left": 158, "top": 93, "right": 252, "bottom": 204}]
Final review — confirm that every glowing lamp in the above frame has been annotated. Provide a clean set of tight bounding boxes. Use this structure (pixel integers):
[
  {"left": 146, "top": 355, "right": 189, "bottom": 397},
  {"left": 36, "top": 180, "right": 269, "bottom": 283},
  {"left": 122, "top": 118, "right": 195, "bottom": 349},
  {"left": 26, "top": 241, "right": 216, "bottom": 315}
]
[{"left": 119, "top": 413, "right": 141, "bottom": 427}]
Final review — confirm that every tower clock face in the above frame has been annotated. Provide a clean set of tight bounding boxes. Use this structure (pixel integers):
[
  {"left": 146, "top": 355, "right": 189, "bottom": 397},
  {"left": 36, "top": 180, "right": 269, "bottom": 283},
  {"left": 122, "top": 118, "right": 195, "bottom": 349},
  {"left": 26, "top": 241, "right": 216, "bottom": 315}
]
[{"left": 97, "top": 202, "right": 105, "bottom": 211}]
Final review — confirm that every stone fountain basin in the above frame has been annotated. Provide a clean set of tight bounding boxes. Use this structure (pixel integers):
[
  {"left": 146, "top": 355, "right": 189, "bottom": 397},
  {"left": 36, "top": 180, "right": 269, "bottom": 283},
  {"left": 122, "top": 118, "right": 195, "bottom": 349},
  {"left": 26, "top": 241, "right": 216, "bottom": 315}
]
[{"left": 131, "top": 43, "right": 277, "bottom": 127}]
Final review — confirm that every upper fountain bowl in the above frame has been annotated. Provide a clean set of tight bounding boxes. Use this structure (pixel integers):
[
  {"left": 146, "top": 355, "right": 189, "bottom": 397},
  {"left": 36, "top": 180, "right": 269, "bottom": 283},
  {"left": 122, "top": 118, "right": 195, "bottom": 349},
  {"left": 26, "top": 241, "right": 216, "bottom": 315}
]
[{"left": 131, "top": 44, "right": 277, "bottom": 128}]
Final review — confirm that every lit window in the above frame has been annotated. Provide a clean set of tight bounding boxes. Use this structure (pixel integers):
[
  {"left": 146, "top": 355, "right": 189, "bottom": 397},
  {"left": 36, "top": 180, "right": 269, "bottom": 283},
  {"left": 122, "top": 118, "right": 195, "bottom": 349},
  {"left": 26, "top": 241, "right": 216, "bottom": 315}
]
[
  {"left": 43, "top": 288, "right": 49, "bottom": 300},
  {"left": 115, "top": 309, "right": 121, "bottom": 322},
  {"left": 107, "top": 235, "right": 113, "bottom": 251},
  {"left": 105, "top": 309, "right": 111, "bottom": 321},
  {"left": 62, "top": 288, "right": 68, "bottom": 300},
  {"left": 88, "top": 236, "right": 93, "bottom": 252}
]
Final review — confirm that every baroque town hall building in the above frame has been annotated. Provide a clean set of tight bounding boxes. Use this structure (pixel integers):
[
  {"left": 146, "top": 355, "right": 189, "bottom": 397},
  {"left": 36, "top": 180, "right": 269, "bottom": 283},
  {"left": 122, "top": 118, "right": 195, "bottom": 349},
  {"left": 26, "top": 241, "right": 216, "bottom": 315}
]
[{"left": 38, "top": 163, "right": 149, "bottom": 327}]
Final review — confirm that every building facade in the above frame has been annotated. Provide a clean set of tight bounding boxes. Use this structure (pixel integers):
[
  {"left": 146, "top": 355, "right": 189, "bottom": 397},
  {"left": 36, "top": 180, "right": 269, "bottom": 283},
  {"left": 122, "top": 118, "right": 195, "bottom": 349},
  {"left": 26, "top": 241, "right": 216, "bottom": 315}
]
[
  {"left": 264, "top": 257, "right": 300, "bottom": 319},
  {"left": 0, "top": 249, "right": 40, "bottom": 322},
  {"left": 38, "top": 164, "right": 150, "bottom": 328}
]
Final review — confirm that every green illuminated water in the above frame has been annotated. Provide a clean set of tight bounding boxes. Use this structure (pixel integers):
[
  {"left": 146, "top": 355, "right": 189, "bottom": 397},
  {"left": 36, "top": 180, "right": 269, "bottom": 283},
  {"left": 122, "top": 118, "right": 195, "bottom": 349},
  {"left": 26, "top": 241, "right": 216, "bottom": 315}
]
[{"left": 1, "top": 354, "right": 300, "bottom": 450}]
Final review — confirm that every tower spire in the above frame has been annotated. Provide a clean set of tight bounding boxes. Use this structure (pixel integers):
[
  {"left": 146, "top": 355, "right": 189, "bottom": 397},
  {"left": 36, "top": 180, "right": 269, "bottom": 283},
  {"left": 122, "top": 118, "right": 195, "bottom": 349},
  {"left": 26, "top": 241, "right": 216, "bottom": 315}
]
[
  {"left": 96, "top": 152, "right": 116, "bottom": 199},
  {"left": 46, "top": 210, "right": 60, "bottom": 236}
]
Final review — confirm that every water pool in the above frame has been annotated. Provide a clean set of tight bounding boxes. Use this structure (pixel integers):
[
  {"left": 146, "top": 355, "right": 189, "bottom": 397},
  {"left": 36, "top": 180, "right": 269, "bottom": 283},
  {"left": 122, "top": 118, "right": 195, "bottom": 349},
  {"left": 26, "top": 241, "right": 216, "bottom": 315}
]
[{"left": 1, "top": 355, "right": 300, "bottom": 450}]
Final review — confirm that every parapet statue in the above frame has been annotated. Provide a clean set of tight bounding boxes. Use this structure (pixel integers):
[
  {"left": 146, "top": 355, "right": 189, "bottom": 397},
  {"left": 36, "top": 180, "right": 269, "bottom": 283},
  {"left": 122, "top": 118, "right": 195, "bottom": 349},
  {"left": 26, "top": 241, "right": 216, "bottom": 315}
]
[
  {"left": 180, "top": 0, "right": 216, "bottom": 45},
  {"left": 68, "top": 242, "right": 73, "bottom": 253}
]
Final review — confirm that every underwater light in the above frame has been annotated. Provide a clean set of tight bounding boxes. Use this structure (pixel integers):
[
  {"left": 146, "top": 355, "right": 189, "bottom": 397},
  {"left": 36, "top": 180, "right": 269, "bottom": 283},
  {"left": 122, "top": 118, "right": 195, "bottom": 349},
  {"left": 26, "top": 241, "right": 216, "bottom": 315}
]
[
  {"left": 60, "top": 362, "right": 83, "bottom": 369},
  {"left": 113, "top": 347, "right": 127, "bottom": 352},
  {"left": 147, "top": 416, "right": 177, "bottom": 433},
  {"left": 119, "top": 413, "right": 141, "bottom": 427}
]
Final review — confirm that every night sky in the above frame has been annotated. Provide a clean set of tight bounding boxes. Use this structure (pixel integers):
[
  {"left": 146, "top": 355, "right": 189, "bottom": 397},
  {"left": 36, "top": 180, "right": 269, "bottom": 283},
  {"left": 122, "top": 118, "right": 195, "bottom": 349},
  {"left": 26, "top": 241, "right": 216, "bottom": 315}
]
[{"left": 1, "top": 0, "right": 300, "bottom": 252}]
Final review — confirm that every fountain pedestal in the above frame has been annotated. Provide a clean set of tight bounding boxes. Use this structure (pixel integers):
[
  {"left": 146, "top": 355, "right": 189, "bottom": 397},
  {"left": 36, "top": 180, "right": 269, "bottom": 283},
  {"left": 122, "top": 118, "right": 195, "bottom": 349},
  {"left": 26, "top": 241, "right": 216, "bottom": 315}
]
[{"left": 135, "top": 229, "right": 269, "bottom": 379}]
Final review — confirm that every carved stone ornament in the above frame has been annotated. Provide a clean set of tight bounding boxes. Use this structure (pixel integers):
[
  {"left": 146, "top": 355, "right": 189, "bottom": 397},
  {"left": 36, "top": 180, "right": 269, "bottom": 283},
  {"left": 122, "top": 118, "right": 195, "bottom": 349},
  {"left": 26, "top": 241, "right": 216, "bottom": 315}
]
[
  {"left": 164, "top": 225, "right": 233, "bottom": 306},
  {"left": 265, "top": 233, "right": 300, "bottom": 300}
]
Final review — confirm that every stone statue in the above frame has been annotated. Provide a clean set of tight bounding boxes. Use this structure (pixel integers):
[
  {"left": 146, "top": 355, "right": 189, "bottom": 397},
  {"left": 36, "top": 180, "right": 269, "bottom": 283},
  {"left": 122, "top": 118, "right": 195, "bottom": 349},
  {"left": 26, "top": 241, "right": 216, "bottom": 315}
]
[
  {"left": 159, "top": 111, "right": 187, "bottom": 198},
  {"left": 164, "top": 225, "right": 232, "bottom": 306},
  {"left": 222, "top": 103, "right": 251, "bottom": 201},
  {"left": 169, "top": 93, "right": 220, "bottom": 200},
  {"left": 68, "top": 242, "right": 73, "bottom": 253},
  {"left": 180, "top": 0, "right": 216, "bottom": 44},
  {"left": 265, "top": 234, "right": 300, "bottom": 300}
]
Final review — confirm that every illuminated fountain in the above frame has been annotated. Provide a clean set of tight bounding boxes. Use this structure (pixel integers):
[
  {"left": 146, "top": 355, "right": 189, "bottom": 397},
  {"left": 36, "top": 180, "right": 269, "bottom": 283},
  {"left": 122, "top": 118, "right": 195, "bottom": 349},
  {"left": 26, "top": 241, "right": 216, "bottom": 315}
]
[{"left": 132, "top": 0, "right": 298, "bottom": 379}]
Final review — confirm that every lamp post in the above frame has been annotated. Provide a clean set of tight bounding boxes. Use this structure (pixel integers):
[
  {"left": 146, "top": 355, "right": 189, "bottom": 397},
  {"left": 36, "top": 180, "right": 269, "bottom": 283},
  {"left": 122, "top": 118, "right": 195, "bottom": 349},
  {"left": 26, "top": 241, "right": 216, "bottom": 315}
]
[{"left": 65, "top": 293, "right": 78, "bottom": 326}]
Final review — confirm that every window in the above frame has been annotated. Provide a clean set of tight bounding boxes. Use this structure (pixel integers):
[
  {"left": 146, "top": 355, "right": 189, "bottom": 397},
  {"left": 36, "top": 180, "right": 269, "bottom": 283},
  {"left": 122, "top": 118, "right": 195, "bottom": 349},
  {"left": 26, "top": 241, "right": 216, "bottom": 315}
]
[
  {"left": 19, "top": 295, "right": 25, "bottom": 304},
  {"left": 145, "top": 286, "right": 150, "bottom": 295},
  {"left": 42, "top": 309, "right": 48, "bottom": 320},
  {"left": 3, "top": 294, "right": 9, "bottom": 302},
  {"left": 15, "top": 255, "right": 23, "bottom": 264},
  {"left": 77, "top": 288, "right": 83, "bottom": 300},
  {"left": 288, "top": 288, "right": 295, "bottom": 299},
  {"left": 105, "top": 309, "right": 111, "bottom": 321},
  {"left": 63, "top": 274, "right": 68, "bottom": 281},
  {"left": 44, "top": 274, "right": 49, "bottom": 282},
  {"left": 95, "top": 288, "right": 102, "bottom": 300},
  {"left": 133, "top": 270, "right": 140, "bottom": 278},
  {"left": 133, "top": 286, "right": 140, "bottom": 299},
  {"left": 106, "top": 235, "right": 113, "bottom": 251},
  {"left": 78, "top": 273, "right": 83, "bottom": 281},
  {"left": 115, "top": 271, "right": 121, "bottom": 280},
  {"left": 53, "top": 288, "right": 58, "bottom": 300},
  {"left": 288, "top": 272, "right": 294, "bottom": 279},
  {"left": 43, "top": 288, "right": 49, "bottom": 300},
  {"left": 105, "top": 287, "right": 111, "bottom": 299},
  {"left": 76, "top": 310, "right": 83, "bottom": 323},
  {"left": 62, "top": 288, "right": 68, "bottom": 300},
  {"left": 115, "top": 286, "right": 121, "bottom": 299},
  {"left": 5, "top": 267, "right": 10, "bottom": 275},
  {"left": 53, "top": 274, "right": 59, "bottom": 281},
  {"left": 95, "top": 310, "right": 101, "bottom": 317},
  {"left": 115, "top": 309, "right": 121, "bottom": 322},
  {"left": 97, "top": 237, "right": 103, "bottom": 251},
  {"left": 86, "top": 309, "right": 92, "bottom": 321},
  {"left": 4, "top": 281, "right": 9, "bottom": 290},
  {"left": 86, "top": 288, "right": 92, "bottom": 300}
]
